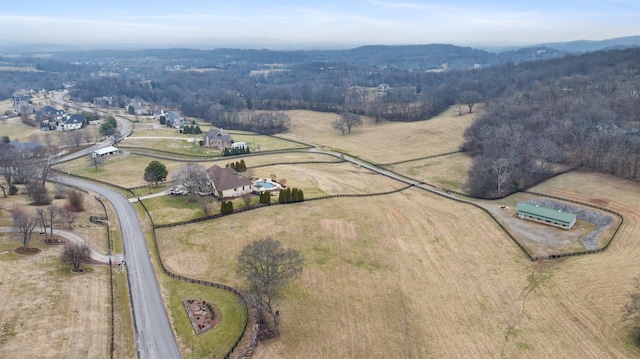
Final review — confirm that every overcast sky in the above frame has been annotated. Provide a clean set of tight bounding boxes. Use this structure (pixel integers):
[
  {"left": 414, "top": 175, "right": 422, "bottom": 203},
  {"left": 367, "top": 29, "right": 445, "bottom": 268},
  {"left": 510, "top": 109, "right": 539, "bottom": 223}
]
[{"left": 1, "top": 0, "right": 639, "bottom": 49}]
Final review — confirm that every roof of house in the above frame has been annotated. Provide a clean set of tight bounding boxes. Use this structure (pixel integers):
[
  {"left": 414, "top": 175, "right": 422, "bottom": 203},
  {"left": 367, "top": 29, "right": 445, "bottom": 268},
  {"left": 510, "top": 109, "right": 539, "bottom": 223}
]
[
  {"left": 38, "top": 105, "right": 64, "bottom": 115},
  {"left": 207, "top": 164, "right": 252, "bottom": 192},
  {"left": 164, "top": 111, "right": 181, "bottom": 121},
  {"left": 128, "top": 101, "right": 146, "bottom": 110},
  {"left": 517, "top": 203, "right": 576, "bottom": 225},
  {"left": 206, "top": 128, "right": 233, "bottom": 143},
  {"left": 61, "top": 113, "right": 86, "bottom": 124}
]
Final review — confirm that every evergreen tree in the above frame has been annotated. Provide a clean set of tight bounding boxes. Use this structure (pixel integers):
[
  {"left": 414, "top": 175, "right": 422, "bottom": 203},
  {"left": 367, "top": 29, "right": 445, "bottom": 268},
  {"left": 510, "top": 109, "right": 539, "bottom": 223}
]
[
  {"left": 278, "top": 190, "right": 287, "bottom": 204},
  {"left": 285, "top": 187, "right": 292, "bottom": 203},
  {"left": 298, "top": 189, "right": 304, "bottom": 201},
  {"left": 292, "top": 188, "right": 299, "bottom": 202},
  {"left": 194, "top": 125, "right": 202, "bottom": 134},
  {"left": 239, "top": 159, "right": 247, "bottom": 172},
  {"left": 229, "top": 162, "right": 236, "bottom": 170}
]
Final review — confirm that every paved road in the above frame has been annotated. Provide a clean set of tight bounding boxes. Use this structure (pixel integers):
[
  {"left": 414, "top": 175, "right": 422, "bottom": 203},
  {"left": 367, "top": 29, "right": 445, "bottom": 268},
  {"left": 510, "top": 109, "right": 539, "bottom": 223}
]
[
  {"left": 51, "top": 91, "right": 132, "bottom": 164},
  {"left": 57, "top": 176, "right": 182, "bottom": 359}
]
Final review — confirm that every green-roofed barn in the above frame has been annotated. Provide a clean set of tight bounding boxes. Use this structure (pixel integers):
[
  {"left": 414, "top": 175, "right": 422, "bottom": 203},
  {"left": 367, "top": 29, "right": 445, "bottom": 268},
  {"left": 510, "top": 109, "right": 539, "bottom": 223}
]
[{"left": 517, "top": 203, "right": 577, "bottom": 230}]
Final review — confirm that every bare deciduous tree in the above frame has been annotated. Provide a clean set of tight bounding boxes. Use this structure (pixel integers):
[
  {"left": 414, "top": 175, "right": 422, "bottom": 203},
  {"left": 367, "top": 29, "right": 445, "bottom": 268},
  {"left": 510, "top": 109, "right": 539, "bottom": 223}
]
[
  {"left": 171, "top": 163, "right": 210, "bottom": 201},
  {"left": 201, "top": 201, "right": 215, "bottom": 216},
  {"left": 88, "top": 154, "right": 106, "bottom": 172},
  {"left": 237, "top": 237, "right": 303, "bottom": 337},
  {"left": 10, "top": 205, "right": 38, "bottom": 250},
  {"left": 241, "top": 193, "right": 252, "bottom": 208},
  {"left": 491, "top": 158, "right": 513, "bottom": 194},
  {"left": 65, "top": 189, "right": 85, "bottom": 212},
  {"left": 69, "top": 129, "right": 84, "bottom": 148},
  {"left": 62, "top": 241, "right": 91, "bottom": 272},
  {"left": 60, "top": 209, "right": 78, "bottom": 230},
  {"left": 342, "top": 112, "right": 362, "bottom": 134}
]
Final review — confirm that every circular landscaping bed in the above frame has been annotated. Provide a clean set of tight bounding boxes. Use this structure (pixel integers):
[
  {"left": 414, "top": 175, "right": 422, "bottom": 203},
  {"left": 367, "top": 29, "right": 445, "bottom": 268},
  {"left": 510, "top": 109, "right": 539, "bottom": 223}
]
[
  {"left": 13, "top": 247, "right": 42, "bottom": 255},
  {"left": 183, "top": 298, "right": 221, "bottom": 335}
]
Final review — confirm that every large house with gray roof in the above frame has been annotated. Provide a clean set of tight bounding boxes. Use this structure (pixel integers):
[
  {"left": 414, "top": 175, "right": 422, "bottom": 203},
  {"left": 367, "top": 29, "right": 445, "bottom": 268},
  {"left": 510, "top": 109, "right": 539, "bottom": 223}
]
[
  {"left": 206, "top": 164, "right": 253, "bottom": 199},
  {"left": 204, "top": 128, "right": 234, "bottom": 149}
]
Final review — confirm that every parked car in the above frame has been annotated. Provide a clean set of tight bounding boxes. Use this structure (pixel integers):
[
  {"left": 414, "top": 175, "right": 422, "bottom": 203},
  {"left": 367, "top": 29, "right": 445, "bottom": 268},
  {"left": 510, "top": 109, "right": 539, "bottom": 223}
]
[{"left": 168, "top": 187, "right": 187, "bottom": 195}]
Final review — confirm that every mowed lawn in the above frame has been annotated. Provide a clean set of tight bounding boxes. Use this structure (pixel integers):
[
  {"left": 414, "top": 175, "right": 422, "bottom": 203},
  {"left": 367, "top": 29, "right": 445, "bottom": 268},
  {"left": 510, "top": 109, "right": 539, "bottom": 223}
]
[
  {"left": 277, "top": 106, "right": 475, "bottom": 163},
  {"left": 154, "top": 169, "right": 640, "bottom": 358}
]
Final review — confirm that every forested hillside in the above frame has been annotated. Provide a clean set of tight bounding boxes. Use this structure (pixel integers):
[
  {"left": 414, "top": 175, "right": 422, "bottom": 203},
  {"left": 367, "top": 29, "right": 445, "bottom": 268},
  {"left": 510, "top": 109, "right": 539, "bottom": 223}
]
[{"left": 463, "top": 49, "right": 640, "bottom": 197}]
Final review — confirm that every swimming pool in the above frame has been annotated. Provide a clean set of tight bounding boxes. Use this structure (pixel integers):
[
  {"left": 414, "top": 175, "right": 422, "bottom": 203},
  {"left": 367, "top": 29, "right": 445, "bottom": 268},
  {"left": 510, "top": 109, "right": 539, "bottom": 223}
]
[{"left": 255, "top": 181, "right": 275, "bottom": 189}]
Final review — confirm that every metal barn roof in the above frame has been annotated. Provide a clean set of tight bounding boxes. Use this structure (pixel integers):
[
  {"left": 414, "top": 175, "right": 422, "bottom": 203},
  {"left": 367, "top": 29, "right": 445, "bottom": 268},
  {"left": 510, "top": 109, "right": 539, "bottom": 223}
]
[{"left": 517, "top": 203, "right": 576, "bottom": 225}]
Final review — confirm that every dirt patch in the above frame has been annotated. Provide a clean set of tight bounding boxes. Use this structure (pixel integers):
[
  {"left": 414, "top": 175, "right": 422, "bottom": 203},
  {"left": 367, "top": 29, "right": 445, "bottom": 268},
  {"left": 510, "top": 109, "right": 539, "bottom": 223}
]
[
  {"left": 183, "top": 298, "right": 220, "bottom": 335},
  {"left": 12, "top": 247, "right": 42, "bottom": 255}
]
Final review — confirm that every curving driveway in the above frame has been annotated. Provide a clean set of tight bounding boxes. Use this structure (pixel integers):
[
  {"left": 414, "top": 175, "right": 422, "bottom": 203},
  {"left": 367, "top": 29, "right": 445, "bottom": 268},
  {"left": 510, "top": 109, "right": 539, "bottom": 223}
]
[
  {"left": 57, "top": 176, "right": 181, "bottom": 359},
  {"left": 0, "top": 227, "right": 124, "bottom": 264}
]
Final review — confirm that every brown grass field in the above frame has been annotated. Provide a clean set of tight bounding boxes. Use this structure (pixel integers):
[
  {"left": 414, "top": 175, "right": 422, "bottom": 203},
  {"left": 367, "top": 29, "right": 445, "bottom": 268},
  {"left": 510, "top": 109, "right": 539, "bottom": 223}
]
[
  {"left": 277, "top": 106, "right": 476, "bottom": 163},
  {"left": 0, "top": 186, "right": 135, "bottom": 359},
  {"left": 149, "top": 104, "right": 640, "bottom": 358},
  {"left": 155, "top": 170, "right": 640, "bottom": 358},
  {"left": 0, "top": 236, "right": 112, "bottom": 359},
  {"left": 386, "top": 151, "right": 473, "bottom": 191}
]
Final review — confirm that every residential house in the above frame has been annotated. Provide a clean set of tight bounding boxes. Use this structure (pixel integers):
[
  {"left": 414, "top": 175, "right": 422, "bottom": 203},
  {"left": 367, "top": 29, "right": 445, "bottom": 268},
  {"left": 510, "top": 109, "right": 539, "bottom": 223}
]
[
  {"left": 93, "top": 96, "right": 114, "bottom": 107},
  {"left": 204, "top": 128, "right": 233, "bottom": 149},
  {"left": 36, "top": 105, "right": 65, "bottom": 131},
  {"left": 58, "top": 113, "right": 86, "bottom": 131},
  {"left": 127, "top": 100, "right": 148, "bottom": 115},
  {"left": 206, "top": 164, "right": 253, "bottom": 199},
  {"left": 160, "top": 111, "right": 183, "bottom": 129}
]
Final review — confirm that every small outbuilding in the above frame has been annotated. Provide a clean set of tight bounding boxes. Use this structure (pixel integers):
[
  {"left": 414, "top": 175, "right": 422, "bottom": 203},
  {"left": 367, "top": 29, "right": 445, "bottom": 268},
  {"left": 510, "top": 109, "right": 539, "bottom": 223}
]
[
  {"left": 517, "top": 203, "right": 577, "bottom": 229},
  {"left": 92, "top": 146, "right": 119, "bottom": 158}
]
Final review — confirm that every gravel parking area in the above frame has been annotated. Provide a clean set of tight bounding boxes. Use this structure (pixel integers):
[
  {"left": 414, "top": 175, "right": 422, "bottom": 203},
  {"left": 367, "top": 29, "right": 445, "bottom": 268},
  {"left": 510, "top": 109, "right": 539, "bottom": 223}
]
[
  {"left": 523, "top": 199, "right": 615, "bottom": 250},
  {"left": 488, "top": 198, "right": 616, "bottom": 257}
]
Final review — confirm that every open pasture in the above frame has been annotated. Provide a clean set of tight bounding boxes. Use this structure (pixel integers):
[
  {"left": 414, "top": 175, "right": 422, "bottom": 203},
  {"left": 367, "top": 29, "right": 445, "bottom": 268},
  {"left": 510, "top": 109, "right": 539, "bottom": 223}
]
[
  {"left": 0, "top": 116, "right": 42, "bottom": 142},
  {"left": 0, "top": 238, "right": 113, "bottom": 359},
  {"left": 386, "top": 151, "right": 473, "bottom": 191},
  {"left": 278, "top": 106, "right": 476, "bottom": 163},
  {"left": 154, "top": 167, "right": 640, "bottom": 358}
]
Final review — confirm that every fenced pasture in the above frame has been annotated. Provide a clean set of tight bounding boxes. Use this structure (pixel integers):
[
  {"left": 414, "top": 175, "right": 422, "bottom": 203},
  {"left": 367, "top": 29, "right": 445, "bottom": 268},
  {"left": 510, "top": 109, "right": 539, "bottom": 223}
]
[
  {"left": 277, "top": 106, "right": 475, "bottom": 163},
  {"left": 155, "top": 170, "right": 640, "bottom": 358},
  {"left": 385, "top": 151, "right": 473, "bottom": 191},
  {"left": 53, "top": 154, "right": 216, "bottom": 188}
]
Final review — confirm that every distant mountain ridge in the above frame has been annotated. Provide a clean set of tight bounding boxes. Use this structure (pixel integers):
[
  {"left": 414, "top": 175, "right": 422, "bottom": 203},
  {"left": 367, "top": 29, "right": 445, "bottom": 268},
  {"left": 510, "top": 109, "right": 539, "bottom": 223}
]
[
  {"left": 1, "top": 35, "right": 638, "bottom": 72},
  {"left": 536, "top": 35, "right": 640, "bottom": 53}
]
